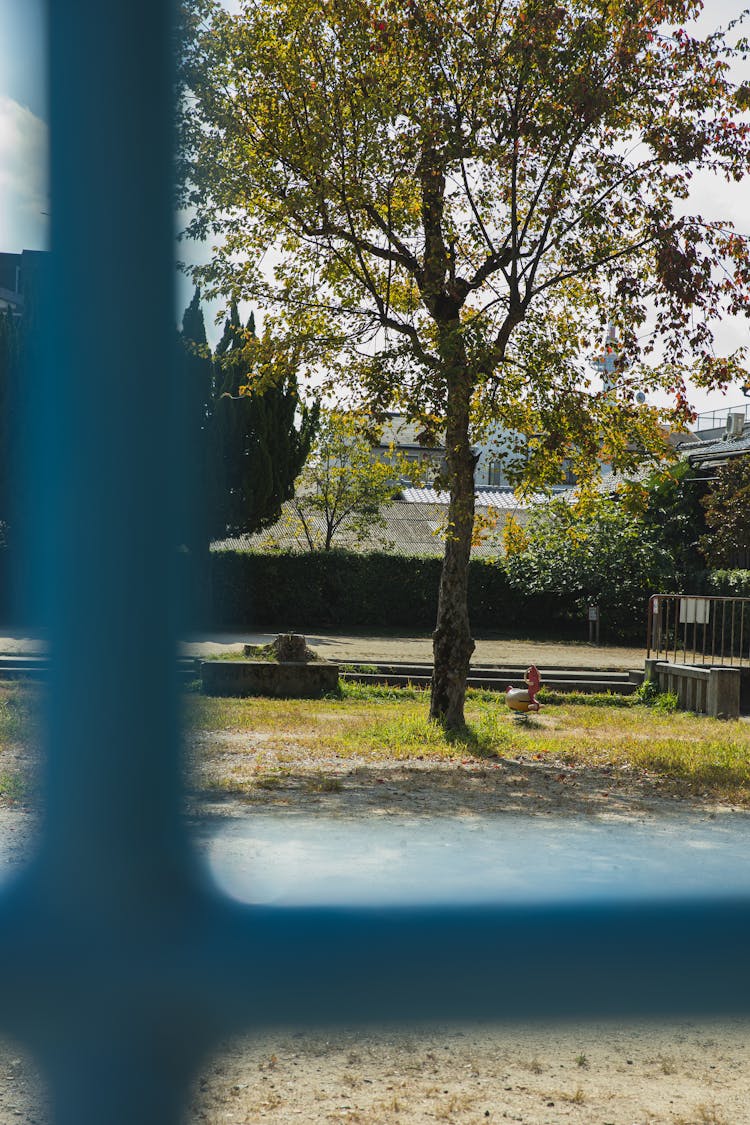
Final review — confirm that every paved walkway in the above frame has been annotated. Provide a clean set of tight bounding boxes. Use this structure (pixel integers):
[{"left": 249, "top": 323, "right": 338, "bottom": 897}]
[
  {"left": 182, "top": 630, "right": 646, "bottom": 670},
  {"left": 0, "top": 629, "right": 647, "bottom": 670}
]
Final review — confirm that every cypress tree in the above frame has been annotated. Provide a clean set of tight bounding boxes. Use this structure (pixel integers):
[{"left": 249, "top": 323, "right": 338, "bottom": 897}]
[{"left": 210, "top": 304, "right": 318, "bottom": 537}]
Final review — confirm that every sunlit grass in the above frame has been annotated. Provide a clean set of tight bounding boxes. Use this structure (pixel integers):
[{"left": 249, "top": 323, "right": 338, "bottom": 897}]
[
  {"left": 0, "top": 685, "right": 38, "bottom": 746},
  {"left": 184, "top": 683, "right": 750, "bottom": 803}
]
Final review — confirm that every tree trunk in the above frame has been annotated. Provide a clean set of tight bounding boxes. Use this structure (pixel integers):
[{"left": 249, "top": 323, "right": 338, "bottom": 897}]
[{"left": 430, "top": 332, "right": 476, "bottom": 730}]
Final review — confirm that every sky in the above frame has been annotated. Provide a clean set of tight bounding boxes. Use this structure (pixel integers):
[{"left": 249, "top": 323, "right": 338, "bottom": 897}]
[
  {"left": 0, "top": 0, "right": 748, "bottom": 417},
  {"left": 0, "top": 0, "right": 48, "bottom": 253}
]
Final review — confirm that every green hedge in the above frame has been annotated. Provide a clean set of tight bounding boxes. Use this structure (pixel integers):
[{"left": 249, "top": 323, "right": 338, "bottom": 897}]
[
  {"left": 207, "top": 549, "right": 631, "bottom": 636},
  {"left": 6, "top": 548, "right": 739, "bottom": 638},
  {"left": 707, "top": 570, "right": 750, "bottom": 598},
  {"left": 211, "top": 549, "right": 513, "bottom": 630}
]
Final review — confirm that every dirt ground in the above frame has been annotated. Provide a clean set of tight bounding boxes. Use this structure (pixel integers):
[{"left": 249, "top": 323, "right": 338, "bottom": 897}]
[
  {"left": 182, "top": 632, "right": 647, "bottom": 672},
  {"left": 0, "top": 630, "right": 646, "bottom": 671},
  {"left": 2, "top": 1015, "right": 748, "bottom": 1125},
  {"left": 188, "top": 1020, "right": 750, "bottom": 1125},
  {"left": 1, "top": 738, "right": 749, "bottom": 1124}
]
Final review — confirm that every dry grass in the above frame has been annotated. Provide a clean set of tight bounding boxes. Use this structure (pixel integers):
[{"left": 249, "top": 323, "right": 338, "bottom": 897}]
[
  {"left": 559, "top": 1084, "right": 587, "bottom": 1104},
  {"left": 658, "top": 1053, "right": 678, "bottom": 1075},
  {"left": 674, "top": 1105, "right": 728, "bottom": 1125},
  {"left": 3, "top": 679, "right": 747, "bottom": 805},
  {"left": 184, "top": 686, "right": 750, "bottom": 804}
]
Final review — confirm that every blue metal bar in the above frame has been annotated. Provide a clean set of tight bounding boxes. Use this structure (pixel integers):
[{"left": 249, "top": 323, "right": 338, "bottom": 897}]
[
  {"left": 35, "top": 0, "right": 187, "bottom": 905},
  {"left": 4, "top": 0, "right": 214, "bottom": 1118},
  {"left": 0, "top": 4, "right": 748, "bottom": 1124}
]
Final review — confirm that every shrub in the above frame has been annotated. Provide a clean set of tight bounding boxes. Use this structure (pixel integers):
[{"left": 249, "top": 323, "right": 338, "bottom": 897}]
[
  {"left": 209, "top": 549, "right": 519, "bottom": 630},
  {"left": 503, "top": 497, "right": 675, "bottom": 637},
  {"left": 707, "top": 569, "right": 750, "bottom": 598}
]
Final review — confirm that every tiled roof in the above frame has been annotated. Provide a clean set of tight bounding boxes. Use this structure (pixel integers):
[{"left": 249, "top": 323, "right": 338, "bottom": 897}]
[
  {"left": 400, "top": 486, "right": 530, "bottom": 510},
  {"left": 212, "top": 499, "right": 518, "bottom": 558},
  {"left": 677, "top": 431, "right": 750, "bottom": 463}
]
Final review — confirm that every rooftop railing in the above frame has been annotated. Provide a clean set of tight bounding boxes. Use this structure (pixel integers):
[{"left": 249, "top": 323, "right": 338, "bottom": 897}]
[{"left": 694, "top": 403, "right": 750, "bottom": 432}]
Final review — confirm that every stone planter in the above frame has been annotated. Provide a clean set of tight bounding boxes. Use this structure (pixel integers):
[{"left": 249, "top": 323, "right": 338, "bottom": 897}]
[{"left": 201, "top": 659, "right": 339, "bottom": 698}]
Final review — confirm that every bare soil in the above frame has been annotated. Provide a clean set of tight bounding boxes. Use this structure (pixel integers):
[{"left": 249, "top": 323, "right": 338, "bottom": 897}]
[
  {"left": 183, "top": 633, "right": 647, "bottom": 672},
  {"left": 188, "top": 1020, "right": 750, "bottom": 1125}
]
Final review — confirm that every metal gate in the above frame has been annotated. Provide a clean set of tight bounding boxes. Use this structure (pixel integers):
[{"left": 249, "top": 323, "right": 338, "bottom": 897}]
[
  {"left": 2, "top": 4, "right": 749, "bottom": 1124},
  {"left": 648, "top": 593, "right": 750, "bottom": 667}
]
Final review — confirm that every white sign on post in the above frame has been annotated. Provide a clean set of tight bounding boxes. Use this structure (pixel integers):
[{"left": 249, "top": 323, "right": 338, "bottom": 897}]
[{"left": 679, "top": 597, "right": 710, "bottom": 625}]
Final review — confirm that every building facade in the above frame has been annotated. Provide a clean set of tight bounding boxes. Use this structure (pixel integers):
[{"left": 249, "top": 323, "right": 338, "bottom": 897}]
[{"left": 0, "top": 250, "right": 47, "bottom": 318}]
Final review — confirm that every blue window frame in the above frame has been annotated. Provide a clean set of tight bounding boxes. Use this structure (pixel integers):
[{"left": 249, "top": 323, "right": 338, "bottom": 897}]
[{"left": 3, "top": 3, "right": 749, "bottom": 1122}]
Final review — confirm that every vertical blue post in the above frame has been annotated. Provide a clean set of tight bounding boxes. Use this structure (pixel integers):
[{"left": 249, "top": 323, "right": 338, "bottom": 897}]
[
  {"left": 15, "top": 1, "right": 206, "bottom": 1118},
  {"left": 31, "top": 0, "right": 188, "bottom": 915}
]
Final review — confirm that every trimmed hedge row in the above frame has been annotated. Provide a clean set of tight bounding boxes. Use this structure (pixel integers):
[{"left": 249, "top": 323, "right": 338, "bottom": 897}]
[
  {"left": 208, "top": 549, "right": 620, "bottom": 636},
  {"left": 5, "top": 548, "right": 745, "bottom": 638},
  {"left": 210, "top": 550, "right": 506, "bottom": 630}
]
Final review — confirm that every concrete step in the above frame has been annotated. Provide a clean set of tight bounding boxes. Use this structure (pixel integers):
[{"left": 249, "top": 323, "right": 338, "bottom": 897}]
[
  {"left": 340, "top": 671, "right": 637, "bottom": 695},
  {"left": 0, "top": 656, "right": 199, "bottom": 682},
  {"left": 338, "top": 661, "right": 632, "bottom": 681},
  {"left": 340, "top": 659, "right": 632, "bottom": 676},
  {"left": 0, "top": 654, "right": 637, "bottom": 694}
]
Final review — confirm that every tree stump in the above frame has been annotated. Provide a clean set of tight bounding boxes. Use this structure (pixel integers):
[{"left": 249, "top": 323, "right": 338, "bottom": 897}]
[{"left": 272, "top": 633, "right": 311, "bottom": 663}]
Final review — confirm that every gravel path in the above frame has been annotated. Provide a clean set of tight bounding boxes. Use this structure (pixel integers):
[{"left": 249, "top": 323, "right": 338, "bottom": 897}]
[
  {"left": 0, "top": 630, "right": 646, "bottom": 670},
  {"left": 182, "top": 631, "right": 646, "bottom": 671}
]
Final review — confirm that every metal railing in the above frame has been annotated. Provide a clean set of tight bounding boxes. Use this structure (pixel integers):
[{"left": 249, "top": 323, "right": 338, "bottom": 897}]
[
  {"left": 647, "top": 593, "right": 750, "bottom": 668},
  {"left": 3, "top": 5, "right": 750, "bottom": 1125},
  {"left": 694, "top": 403, "right": 750, "bottom": 432}
]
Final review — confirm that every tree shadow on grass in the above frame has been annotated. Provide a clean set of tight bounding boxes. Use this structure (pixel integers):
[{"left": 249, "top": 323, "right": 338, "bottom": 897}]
[{"left": 440, "top": 723, "right": 504, "bottom": 760}]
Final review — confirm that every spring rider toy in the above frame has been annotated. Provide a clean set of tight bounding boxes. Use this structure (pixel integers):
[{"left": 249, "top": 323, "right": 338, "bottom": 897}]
[{"left": 505, "top": 665, "right": 542, "bottom": 715}]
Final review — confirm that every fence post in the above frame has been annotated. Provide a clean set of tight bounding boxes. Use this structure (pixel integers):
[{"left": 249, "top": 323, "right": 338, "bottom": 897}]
[{"left": 707, "top": 668, "right": 741, "bottom": 720}]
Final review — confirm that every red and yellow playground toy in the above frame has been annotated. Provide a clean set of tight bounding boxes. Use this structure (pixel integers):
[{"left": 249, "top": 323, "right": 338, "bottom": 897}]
[{"left": 505, "top": 665, "right": 542, "bottom": 714}]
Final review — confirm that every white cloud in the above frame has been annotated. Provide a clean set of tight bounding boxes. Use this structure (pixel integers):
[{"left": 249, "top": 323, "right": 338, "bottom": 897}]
[{"left": 0, "top": 95, "right": 49, "bottom": 253}]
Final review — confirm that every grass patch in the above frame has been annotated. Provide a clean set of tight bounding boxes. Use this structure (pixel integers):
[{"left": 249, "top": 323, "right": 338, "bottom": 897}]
[
  {"left": 0, "top": 772, "right": 25, "bottom": 803},
  {"left": 242, "top": 643, "right": 281, "bottom": 662},
  {"left": 185, "top": 686, "right": 750, "bottom": 803},
  {"left": 537, "top": 688, "right": 633, "bottom": 707},
  {"left": 305, "top": 773, "right": 344, "bottom": 793},
  {"left": 346, "top": 708, "right": 515, "bottom": 760},
  {"left": 0, "top": 686, "right": 38, "bottom": 744},
  {"left": 336, "top": 680, "right": 427, "bottom": 702}
]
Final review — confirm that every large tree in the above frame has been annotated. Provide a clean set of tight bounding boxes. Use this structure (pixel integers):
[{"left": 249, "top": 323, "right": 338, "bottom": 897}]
[
  {"left": 0, "top": 309, "right": 27, "bottom": 545},
  {"left": 700, "top": 457, "right": 750, "bottom": 568},
  {"left": 0, "top": 312, "right": 18, "bottom": 537},
  {"left": 179, "top": 0, "right": 750, "bottom": 727},
  {"left": 179, "top": 287, "right": 217, "bottom": 556}
]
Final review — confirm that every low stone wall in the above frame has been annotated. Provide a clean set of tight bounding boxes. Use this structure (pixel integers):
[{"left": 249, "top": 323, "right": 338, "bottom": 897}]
[
  {"left": 201, "top": 659, "right": 339, "bottom": 698},
  {"left": 644, "top": 659, "right": 741, "bottom": 719}
]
